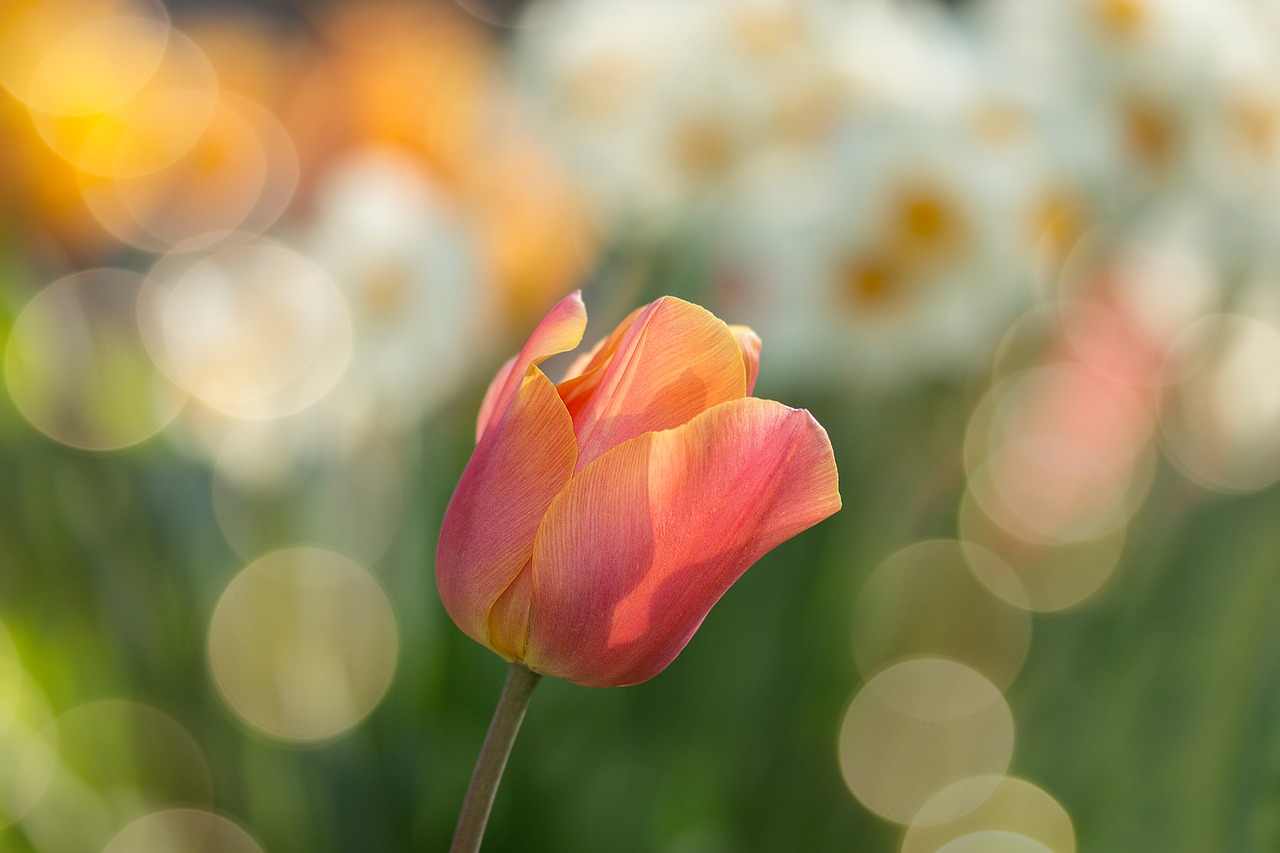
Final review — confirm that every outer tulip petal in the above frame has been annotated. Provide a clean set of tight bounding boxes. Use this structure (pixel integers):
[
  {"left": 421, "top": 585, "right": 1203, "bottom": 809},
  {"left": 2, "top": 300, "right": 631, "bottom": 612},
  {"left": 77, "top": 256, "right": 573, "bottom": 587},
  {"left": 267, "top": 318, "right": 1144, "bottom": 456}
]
[
  {"left": 477, "top": 290, "right": 587, "bottom": 443},
  {"left": 475, "top": 355, "right": 517, "bottom": 443},
  {"left": 522, "top": 397, "right": 841, "bottom": 687},
  {"left": 437, "top": 368, "right": 578, "bottom": 657},
  {"left": 728, "top": 325, "right": 761, "bottom": 395},
  {"left": 558, "top": 297, "right": 748, "bottom": 471}
]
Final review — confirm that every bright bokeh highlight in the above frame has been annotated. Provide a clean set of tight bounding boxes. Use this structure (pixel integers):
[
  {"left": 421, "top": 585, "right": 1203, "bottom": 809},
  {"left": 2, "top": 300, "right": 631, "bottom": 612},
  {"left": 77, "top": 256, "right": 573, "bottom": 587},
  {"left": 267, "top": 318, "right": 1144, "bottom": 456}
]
[
  {"left": 852, "top": 540, "right": 1031, "bottom": 690},
  {"left": 837, "top": 659, "right": 1015, "bottom": 824},
  {"left": 902, "top": 776, "right": 1075, "bottom": 853},
  {"left": 207, "top": 547, "right": 399, "bottom": 742},
  {"left": 102, "top": 809, "right": 262, "bottom": 853},
  {"left": 4, "top": 269, "right": 186, "bottom": 450},
  {"left": 1159, "top": 314, "right": 1280, "bottom": 492},
  {"left": 140, "top": 241, "right": 353, "bottom": 420}
]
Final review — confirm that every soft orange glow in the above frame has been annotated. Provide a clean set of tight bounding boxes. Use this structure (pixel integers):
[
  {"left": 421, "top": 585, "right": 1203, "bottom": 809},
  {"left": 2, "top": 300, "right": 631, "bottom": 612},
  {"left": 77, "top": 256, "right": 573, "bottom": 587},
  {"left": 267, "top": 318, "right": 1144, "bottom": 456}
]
[
  {"left": 282, "top": 1, "right": 497, "bottom": 203},
  {"left": 1094, "top": 0, "right": 1147, "bottom": 40}
]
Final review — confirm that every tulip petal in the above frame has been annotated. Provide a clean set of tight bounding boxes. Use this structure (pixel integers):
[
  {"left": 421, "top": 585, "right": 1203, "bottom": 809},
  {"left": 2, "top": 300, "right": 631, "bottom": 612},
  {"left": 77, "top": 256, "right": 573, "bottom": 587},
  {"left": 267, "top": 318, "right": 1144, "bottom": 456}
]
[
  {"left": 438, "top": 368, "right": 578, "bottom": 657},
  {"left": 475, "top": 355, "right": 517, "bottom": 444},
  {"left": 558, "top": 297, "right": 748, "bottom": 471},
  {"left": 477, "top": 290, "right": 587, "bottom": 443},
  {"left": 728, "top": 324, "right": 761, "bottom": 395},
  {"left": 558, "top": 305, "right": 645, "bottom": 384},
  {"left": 522, "top": 397, "right": 841, "bottom": 687}
]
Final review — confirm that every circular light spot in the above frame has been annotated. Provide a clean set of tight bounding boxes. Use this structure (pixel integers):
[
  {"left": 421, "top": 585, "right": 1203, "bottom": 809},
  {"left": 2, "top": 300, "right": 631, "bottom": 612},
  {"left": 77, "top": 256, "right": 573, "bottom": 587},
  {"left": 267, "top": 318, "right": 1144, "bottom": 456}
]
[
  {"left": 208, "top": 548, "right": 399, "bottom": 742},
  {"left": 0, "top": 669, "right": 57, "bottom": 828},
  {"left": 26, "top": 15, "right": 171, "bottom": 116},
  {"left": 18, "top": 700, "right": 213, "bottom": 850},
  {"left": 140, "top": 240, "right": 353, "bottom": 420},
  {"left": 103, "top": 809, "right": 262, "bottom": 853},
  {"left": 935, "top": 830, "right": 1055, "bottom": 853},
  {"left": 0, "top": 0, "right": 169, "bottom": 111},
  {"left": 50, "top": 700, "right": 211, "bottom": 802},
  {"left": 903, "top": 776, "right": 1075, "bottom": 853},
  {"left": 853, "top": 541, "right": 1031, "bottom": 690},
  {"left": 957, "top": 490, "right": 1123, "bottom": 612},
  {"left": 1160, "top": 315, "right": 1280, "bottom": 493},
  {"left": 837, "top": 659, "right": 1015, "bottom": 824},
  {"left": 80, "top": 92, "right": 296, "bottom": 252},
  {"left": 987, "top": 304, "right": 1066, "bottom": 380},
  {"left": 965, "top": 363, "right": 1154, "bottom": 544},
  {"left": 1056, "top": 232, "right": 1217, "bottom": 365},
  {"left": 212, "top": 428, "right": 405, "bottom": 565},
  {"left": 4, "top": 269, "right": 186, "bottom": 450},
  {"left": 28, "top": 28, "right": 218, "bottom": 178},
  {"left": 1056, "top": 299, "right": 1167, "bottom": 392}
]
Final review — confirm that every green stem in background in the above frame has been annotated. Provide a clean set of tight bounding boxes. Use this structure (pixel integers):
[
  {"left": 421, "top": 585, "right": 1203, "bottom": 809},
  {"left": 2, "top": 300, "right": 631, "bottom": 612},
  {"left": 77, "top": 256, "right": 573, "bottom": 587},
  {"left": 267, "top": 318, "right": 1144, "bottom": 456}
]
[{"left": 450, "top": 662, "right": 542, "bottom": 853}]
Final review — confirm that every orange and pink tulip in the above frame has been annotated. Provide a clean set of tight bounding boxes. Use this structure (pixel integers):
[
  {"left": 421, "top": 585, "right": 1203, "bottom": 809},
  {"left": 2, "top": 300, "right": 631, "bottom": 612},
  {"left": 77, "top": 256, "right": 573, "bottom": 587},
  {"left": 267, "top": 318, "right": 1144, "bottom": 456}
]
[{"left": 437, "top": 292, "right": 841, "bottom": 687}]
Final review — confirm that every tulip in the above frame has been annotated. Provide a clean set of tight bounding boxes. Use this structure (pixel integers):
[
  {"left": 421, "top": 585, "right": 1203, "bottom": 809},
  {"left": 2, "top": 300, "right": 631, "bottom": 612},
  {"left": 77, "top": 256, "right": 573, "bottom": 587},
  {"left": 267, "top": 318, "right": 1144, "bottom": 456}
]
[{"left": 437, "top": 291, "right": 841, "bottom": 688}]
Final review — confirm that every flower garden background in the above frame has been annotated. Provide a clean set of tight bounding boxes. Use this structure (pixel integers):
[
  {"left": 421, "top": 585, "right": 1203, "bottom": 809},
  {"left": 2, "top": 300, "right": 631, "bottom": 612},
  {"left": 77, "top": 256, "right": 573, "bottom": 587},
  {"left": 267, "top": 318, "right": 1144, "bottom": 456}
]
[{"left": 3, "top": 0, "right": 1280, "bottom": 850}]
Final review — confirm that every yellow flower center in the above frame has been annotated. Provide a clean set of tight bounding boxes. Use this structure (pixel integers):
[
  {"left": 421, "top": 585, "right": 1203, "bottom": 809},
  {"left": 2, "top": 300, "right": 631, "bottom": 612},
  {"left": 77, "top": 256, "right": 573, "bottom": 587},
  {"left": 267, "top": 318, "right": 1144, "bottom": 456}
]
[
  {"left": 1122, "top": 98, "right": 1178, "bottom": 169},
  {"left": 1094, "top": 0, "right": 1146, "bottom": 39},
  {"left": 837, "top": 254, "right": 910, "bottom": 314},
  {"left": 360, "top": 264, "right": 413, "bottom": 321},
  {"left": 1230, "top": 94, "right": 1279, "bottom": 157},
  {"left": 1031, "top": 188, "right": 1087, "bottom": 260},
  {"left": 671, "top": 118, "right": 736, "bottom": 182},
  {"left": 560, "top": 57, "right": 643, "bottom": 121},
  {"left": 890, "top": 184, "right": 966, "bottom": 262},
  {"left": 730, "top": 5, "right": 807, "bottom": 58}
]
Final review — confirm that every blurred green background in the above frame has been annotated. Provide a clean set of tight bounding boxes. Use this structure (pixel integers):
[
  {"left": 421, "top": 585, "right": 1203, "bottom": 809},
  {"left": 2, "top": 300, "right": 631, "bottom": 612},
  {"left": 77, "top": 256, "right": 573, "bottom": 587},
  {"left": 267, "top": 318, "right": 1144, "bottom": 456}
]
[{"left": 4, "top": 0, "right": 1280, "bottom": 851}]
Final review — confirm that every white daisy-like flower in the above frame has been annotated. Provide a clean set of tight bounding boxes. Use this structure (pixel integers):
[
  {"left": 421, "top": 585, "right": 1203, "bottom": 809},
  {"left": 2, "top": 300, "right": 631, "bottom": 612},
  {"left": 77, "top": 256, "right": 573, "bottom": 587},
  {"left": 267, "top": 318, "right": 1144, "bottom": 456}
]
[
  {"left": 302, "top": 145, "right": 493, "bottom": 433},
  {"left": 514, "top": 0, "right": 709, "bottom": 230},
  {"left": 725, "top": 115, "right": 1036, "bottom": 387},
  {"left": 513, "top": 0, "right": 858, "bottom": 235},
  {"left": 975, "top": 0, "right": 1270, "bottom": 205},
  {"left": 156, "top": 145, "right": 495, "bottom": 488}
]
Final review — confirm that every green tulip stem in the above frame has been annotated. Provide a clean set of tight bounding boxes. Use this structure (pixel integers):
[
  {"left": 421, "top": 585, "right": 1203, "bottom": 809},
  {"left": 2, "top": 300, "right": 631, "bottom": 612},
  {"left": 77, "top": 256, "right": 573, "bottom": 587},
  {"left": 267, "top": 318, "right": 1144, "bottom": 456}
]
[{"left": 450, "top": 662, "right": 542, "bottom": 853}]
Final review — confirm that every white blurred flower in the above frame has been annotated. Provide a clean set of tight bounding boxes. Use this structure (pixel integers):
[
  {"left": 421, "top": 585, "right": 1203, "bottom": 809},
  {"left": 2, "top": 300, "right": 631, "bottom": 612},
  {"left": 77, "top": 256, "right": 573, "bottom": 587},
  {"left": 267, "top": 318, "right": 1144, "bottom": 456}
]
[
  {"left": 303, "top": 146, "right": 492, "bottom": 433},
  {"left": 832, "top": 0, "right": 982, "bottom": 119},
  {"left": 724, "top": 117, "right": 1035, "bottom": 387},
  {"left": 975, "top": 0, "right": 1276, "bottom": 208},
  {"left": 156, "top": 146, "right": 493, "bottom": 487},
  {"left": 514, "top": 0, "right": 857, "bottom": 234}
]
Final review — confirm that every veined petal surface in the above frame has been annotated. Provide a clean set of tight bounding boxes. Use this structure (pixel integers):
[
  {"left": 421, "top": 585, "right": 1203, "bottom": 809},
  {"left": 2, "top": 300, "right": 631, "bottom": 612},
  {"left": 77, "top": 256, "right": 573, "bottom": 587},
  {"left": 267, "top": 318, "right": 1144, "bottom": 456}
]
[
  {"left": 559, "top": 297, "right": 748, "bottom": 471},
  {"left": 475, "top": 354, "right": 517, "bottom": 444},
  {"left": 523, "top": 397, "right": 841, "bottom": 686},
  {"left": 438, "top": 368, "right": 578, "bottom": 653}
]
